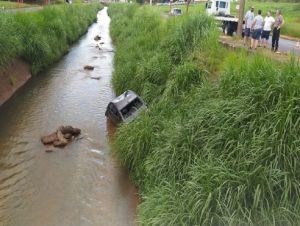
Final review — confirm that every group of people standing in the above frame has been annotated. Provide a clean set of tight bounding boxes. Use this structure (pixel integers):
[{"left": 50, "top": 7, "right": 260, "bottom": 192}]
[{"left": 243, "top": 6, "right": 284, "bottom": 53}]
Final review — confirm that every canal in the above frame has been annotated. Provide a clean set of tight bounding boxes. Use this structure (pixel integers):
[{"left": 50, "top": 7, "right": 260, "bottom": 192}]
[{"left": 0, "top": 7, "right": 138, "bottom": 226}]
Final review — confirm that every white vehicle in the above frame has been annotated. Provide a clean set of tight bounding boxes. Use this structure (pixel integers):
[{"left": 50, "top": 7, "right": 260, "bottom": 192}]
[
  {"left": 206, "top": 0, "right": 230, "bottom": 16},
  {"left": 170, "top": 8, "right": 182, "bottom": 16},
  {"left": 205, "top": 0, "right": 240, "bottom": 36}
]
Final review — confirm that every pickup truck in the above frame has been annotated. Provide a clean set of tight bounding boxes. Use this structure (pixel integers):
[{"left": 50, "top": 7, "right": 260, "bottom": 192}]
[{"left": 205, "top": 0, "right": 241, "bottom": 36}]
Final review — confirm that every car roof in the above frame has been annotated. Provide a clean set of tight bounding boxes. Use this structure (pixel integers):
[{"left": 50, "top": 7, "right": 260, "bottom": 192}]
[{"left": 111, "top": 90, "right": 140, "bottom": 111}]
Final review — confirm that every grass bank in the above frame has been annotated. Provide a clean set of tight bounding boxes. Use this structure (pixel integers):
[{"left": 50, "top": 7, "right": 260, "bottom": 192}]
[
  {"left": 109, "top": 4, "right": 300, "bottom": 225},
  {"left": 0, "top": 1, "right": 35, "bottom": 9},
  {"left": 0, "top": 3, "right": 102, "bottom": 74}
]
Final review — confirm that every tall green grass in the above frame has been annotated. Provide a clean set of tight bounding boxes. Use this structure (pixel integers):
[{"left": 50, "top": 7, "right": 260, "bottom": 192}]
[
  {"left": 0, "top": 1, "right": 34, "bottom": 9},
  {"left": 109, "top": 4, "right": 300, "bottom": 226},
  {"left": 0, "top": 4, "right": 101, "bottom": 74},
  {"left": 0, "top": 13, "right": 21, "bottom": 67}
]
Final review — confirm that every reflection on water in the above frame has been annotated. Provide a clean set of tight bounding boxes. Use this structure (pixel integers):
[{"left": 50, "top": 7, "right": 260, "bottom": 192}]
[{"left": 0, "top": 7, "right": 138, "bottom": 226}]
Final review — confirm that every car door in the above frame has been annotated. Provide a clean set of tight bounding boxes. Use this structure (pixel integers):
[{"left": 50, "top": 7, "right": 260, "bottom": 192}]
[{"left": 109, "top": 104, "right": 122, "bottom": 123}]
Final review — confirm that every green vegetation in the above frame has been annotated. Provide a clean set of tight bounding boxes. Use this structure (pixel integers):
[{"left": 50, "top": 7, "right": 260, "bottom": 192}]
[
  {"left": 109, "top": 4, "right": 300, "bottom": 225},
  {"left": 0, "top": 4, "right": 101, "bottom": 74},
  {"left": 0, "top": 1, "right": 34, "bottom": 9},
  {"left": 0, "top": 0, "right": 99, "bottom": 6},
  {"left": 232, "top": 0, "right": 300, "bottom": 38}
]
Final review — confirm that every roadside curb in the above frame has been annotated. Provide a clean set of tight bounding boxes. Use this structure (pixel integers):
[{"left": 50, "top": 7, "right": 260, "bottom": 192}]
[
  {"left": 281, "top": 35, "right": 300, "bottom": 42},
  {"left": 2, "top": 6, "right": 43, "bottom": 13},
  {"left": 218, "top": 36, "right": 293, "bottom": 63}
]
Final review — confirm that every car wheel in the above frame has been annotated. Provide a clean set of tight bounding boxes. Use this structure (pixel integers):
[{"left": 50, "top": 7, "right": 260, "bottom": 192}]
[{"left": 224, "top": 24, "right": 229, "bottom": 35}]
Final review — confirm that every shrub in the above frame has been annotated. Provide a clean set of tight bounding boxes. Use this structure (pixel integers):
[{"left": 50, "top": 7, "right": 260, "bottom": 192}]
[{"left": 0, "top": 4, "right": 101, "bottom": 74}]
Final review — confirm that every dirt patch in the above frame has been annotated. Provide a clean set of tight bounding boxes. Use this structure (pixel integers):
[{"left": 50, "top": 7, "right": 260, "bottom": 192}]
[
  {"left": 0, "top": 59, "right": 32, "bottom": 106},
  {"left": 219, "top": 35, "right": 290, "bottom": 63}
]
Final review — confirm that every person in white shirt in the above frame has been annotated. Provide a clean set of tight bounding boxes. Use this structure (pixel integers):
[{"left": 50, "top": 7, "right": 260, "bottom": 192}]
[
  {"left": 261, "top": 11, "right": 275, "bottom": 48},
  {"left": 244, "top": 6, "right": 255, "bottom": 46}
]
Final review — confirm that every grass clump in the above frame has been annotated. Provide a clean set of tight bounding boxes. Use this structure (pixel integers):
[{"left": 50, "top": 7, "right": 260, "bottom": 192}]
[
  {"left": 0, "top": 4, "right": 101, "bottom": 74},
  {"left": 109, "top": 4, "right": 300, "bottom": 226},
  {"left": 0, "top": 14, "right": 22, "bottom": 67}
]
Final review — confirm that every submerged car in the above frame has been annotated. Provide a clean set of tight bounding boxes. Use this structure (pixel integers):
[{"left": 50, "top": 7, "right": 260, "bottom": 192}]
[{"left": 105, "top": 90, "right": 147, "bottom": 124}]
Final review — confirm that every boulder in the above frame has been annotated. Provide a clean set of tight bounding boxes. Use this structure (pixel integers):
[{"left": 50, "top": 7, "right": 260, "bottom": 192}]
[
  {"left": 91, "top": 77, "right": 101, "bottom": 80},
  {"left": 60, "top": 126, "right": 74, "bottom": 134},
  {"left": 84, "top": 65, "right": 94, "bottom": 70},
  {"left": 60, "top": 126, "right": 81, "bottom": 136},
  {"left": 57, "top": 130, "right": 68, "bottom": 144},
  {"left": 72, "top": 128, "right": 81, "bottom": 136},
  {"left": 53, "top": 140, "right": 68, "bottom": 148},
  {"left": 64, "top": 133, "right": 72, "bottom": 139},
  {"left": 45, "top": 149, "right": 54, "bottom": 153},
  {"left": 94, "top": 35, "right": 101, "bottom": 41},
  {"left": 96, "top": 44, "right": 102, "bottom": 50},
  {"left": 41, "top": 126, "right": 81, "bottom": 149},
  {"left": 41, "top": 132, "right": 59, "bottom": 145}
]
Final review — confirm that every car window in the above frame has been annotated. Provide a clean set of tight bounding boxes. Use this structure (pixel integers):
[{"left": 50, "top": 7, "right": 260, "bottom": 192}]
[
  {"left": 121, "top": 98, "right": 143, "bottom": 119},
  {"left": 206, "top": 1, "right": 212, "bottom": 9},
  {"left": 219, "top": 1, "right": 227, "bottom": 8}
]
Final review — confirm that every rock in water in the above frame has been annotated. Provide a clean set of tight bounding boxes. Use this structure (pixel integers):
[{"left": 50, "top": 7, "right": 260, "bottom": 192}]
[
  {"left": 57, "top": 130, "right": 68, "bottom": 145},
  {"left": 41, "top": 132, "right": 59, "bottom": 145},
  {"left": 45, "top": 149, "right": 54, "bottom": 153},
  {"left": 60, "top": 126, "right": 81, "bottom": 136},
  {"left": 42, "top": 126, "right": 81, "bottom": 149},
  {"left": 84, "top": 65, "right": 94, "bottom": 70},
  {"left": 64, "top": 133, "right": 72, "bottom": 139},
  {"left": 60, "top": 126, "right": 74, "bottom": 134},
  {"left": 72, "top": 128, "right": 81, "bottom": 136},
  {"left": 91, "top": 77, "right": 101, "bottom": 80},
  {"left": 53, "top": 140, "right": 68, "bottom": 148},
  {"left": 94, "top": 35, "right": 101, "bottom": 41}
]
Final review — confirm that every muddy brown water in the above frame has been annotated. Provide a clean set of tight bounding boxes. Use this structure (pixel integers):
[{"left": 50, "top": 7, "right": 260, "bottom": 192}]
[{"left": 0, "top": 8, "right": 138, "bottom": 226}]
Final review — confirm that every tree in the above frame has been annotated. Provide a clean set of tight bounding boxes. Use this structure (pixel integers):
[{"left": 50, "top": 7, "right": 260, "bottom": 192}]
[
  {"left": 186, "top": 0, "right": 191, "bottom": 14},
  {"left": 237, "top": 0, "right": 245, "bottom": 36}
]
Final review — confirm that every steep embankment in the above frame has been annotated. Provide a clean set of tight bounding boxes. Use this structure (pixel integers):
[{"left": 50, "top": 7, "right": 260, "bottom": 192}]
[
  {"left": 0, "top": 4, "right": 101, "bottom": 105},
  {"left": 109, "top": 4, "right": 300, "bottom": 226},
  {"left": 0, "top": 59, "right": 31, "bottom": 106}
]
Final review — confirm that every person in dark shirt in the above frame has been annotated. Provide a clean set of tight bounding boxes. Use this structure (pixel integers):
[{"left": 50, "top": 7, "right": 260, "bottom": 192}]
[{"left": 272, "top": 9, "right": 284, "bottom": 53}]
